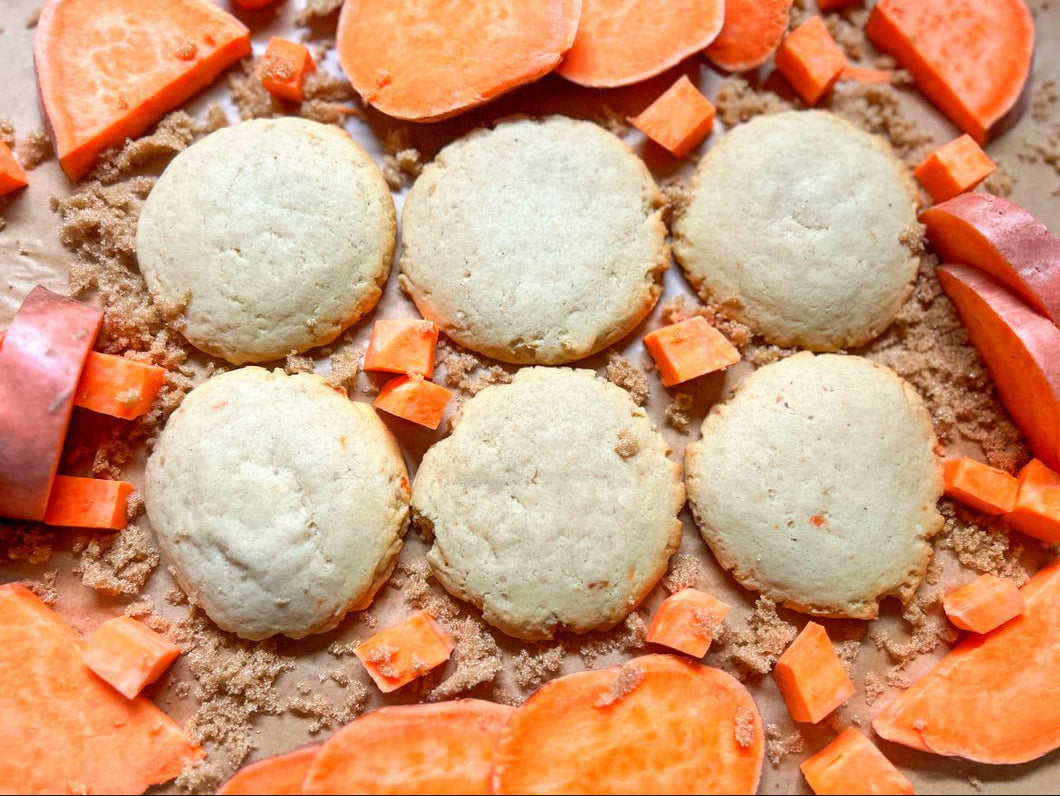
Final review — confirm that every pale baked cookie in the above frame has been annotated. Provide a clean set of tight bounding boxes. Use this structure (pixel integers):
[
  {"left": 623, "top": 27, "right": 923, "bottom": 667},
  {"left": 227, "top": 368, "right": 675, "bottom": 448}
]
[
  {"left": 137, "top": 118, "right": 396, "bottom": 364},
  {"left": 685, "top": 352, "right": 943, "bottom": 619},
  {"left": 413, "top": 367, "right": 685, "bottom": 640},
  {"left": 145, "top": 368, "right": 409, "bottom": 640},
  {"left": 673, "top": 110, "right": 921, "bottom": 351},
  {"left": 400, "top": 116, "right": 669, "bottom": 365}
]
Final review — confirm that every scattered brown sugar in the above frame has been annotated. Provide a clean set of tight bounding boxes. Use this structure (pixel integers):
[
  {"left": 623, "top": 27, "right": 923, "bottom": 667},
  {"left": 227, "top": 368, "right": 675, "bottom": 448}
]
[
  {"left": 765, "top": 723, "right": 805, "bottom": 766},
  {"left": 0, "top": 120, "right": 14, "bottom": 148},
  {"left": 595, "top": 662, "right": 645, "bottom": 707},
  {"left": 662, "top": 553, "right": 700, "bottom": 593},
  {"left": 229, "top": 58, "right": 282, "bottom": 121},
  {"left": 175, "top": 758, "right": 226, "bottom": 795},
  {"left": 284, "top": 352, "right": 315, "bottom": 375},
  {"left": 382, "top": 148, "right": 423, "bottom": 191},
  {"left": 747, "top": 344, "right": 798, "bottom": 367},
  {"left": 173, "top": 609, "right": 294, "bottom": 771},
  {"left": 823, "top": 9, "right": 870, "bottom": 62},
  {"left": 296, "top": 0, "right": 344, "bottom": 25},
  {"left": 513, "top": 644, "right": 565, "bottom": 689},
  {"left": 72, "top": 524, "right": 159, "bottom": 596},
  {"left": 325, "top": 346, "right": 362, "bottom": 394},
  {"left": 828, "top": 82, "right": 934, "bottom": 165},
  {"left": 939, "top": 504, "right": 1028, "bottom": 582},
  {"left": 864, "top": 671, "right": 886, "bottom": 707},
  {"left": 1018, "top": 121, "right": 1060, "bottom": 184},
  {"left": 364, "top": 644, "right": 401, "bottom": 678},
  {"left": 734, "top": 707, "right": 756, "bottom": 749},
  {"left": 437, "top": 342, "right": 513, "bottom": 395},
  {"left": 125, "top": 596, "right": 170, "bottom": 633},
  {"left": 429, "top": 615, "right": 503, "bottom": 700},
  {"left": 15, "top": 129, "right": 51, "bottom": 170},
  {"left": 1031, "top": 79, "right": 1058, "bottom": 123},
  {"left": 659, "top": 295, "right": 752, "bottom": 351},
  {"left": 594, "top": 106, "right": 631, "bottom": 137},
  {"left": 24, "top": 571, "right": 58, "bottom": 606},
  {"left": 0, "top": 521, "right": 53, "bottom": 565},
  {"left": 714, "top": 77, "right": 792, "bottom": 128},
  {"left": 605, "top": 351, "right": 649, "bottom": 406},
  {"left": 88, "top": 111, "right": 199, "bottom": 185},
  {"left": 720, "top": 597, "right": 797, "bottom": 678},
  {"left": 287, "top": 681, "right": 369, "bottom": 733},
  {"left": 659, "top": 175, "right": 691, "bottom": 220},
  {"left": 665, "top": 392, "right": 695, "bottom": 434},
  {"left": 614, "top": 428, "right": 639, "bottom": 459},
  {"left": 398, "top": 559, "right": 460, "bottom": 620},
  {"left": 984, "top": 161, "right": 1015, "bottom": 197},
  {"left": 578, "top": 612, "right": 650, "bottom": 667},
  {"left": 870, "top": 586, "right": 953, "bottom": 688}
]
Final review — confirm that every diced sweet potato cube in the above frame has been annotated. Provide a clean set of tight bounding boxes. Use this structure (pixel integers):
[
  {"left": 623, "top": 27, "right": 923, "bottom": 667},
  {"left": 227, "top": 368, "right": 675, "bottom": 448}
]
[
  {"left": 801, "top": 727, "right": 913, "bottom": 795},
  {"left": 646, "top": 588, "right": 730, "bottom": 658},
  {"left": 775, "top": 16, "right": 847, "bottom": 105},
  {"left": 43, "top": 475, "right": 133, "bottom": 531},
  {"left": 83, "top": 616, "right": 181, "bottom": 699},
  {"left": 631, "top": 75, "right": 715, "bottom": 158},
  {"left": 943, "top": 456, "right": 1019, "bottom": 515},
  {"left": 0, "top": 141, "right": 28, "bottom": 197},
  {"left": 374, "top": 375, "right": 452, "bottom": 430},
  {"left": 1007, "top": 459, "right": 1060, "bottom": 543},
  {"left": 258, "top": 37, "right": 315, "bottom": 103},
  {"left": 643, "top": 316, "right": 739, "bottom": 388},
  {"left": 943, "top": 573, "right": 1025, "bottom": 634},
  {"left": 363, "top": 318, "right": 439, "bottom": 378},
  {"left": 355, "top": 610, "right": 454, "bottom": 693},
  {"left": 774, "top": 622, "right": 854, "bottom": 724},
  {"left": 914, "top": 134, "right": 995, "bottom": 204}
]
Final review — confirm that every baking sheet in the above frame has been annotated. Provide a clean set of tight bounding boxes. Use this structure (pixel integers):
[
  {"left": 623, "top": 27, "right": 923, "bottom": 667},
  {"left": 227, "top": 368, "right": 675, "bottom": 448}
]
[{"left": 2, "top": 1, "right": 1060, "bottom": 793}]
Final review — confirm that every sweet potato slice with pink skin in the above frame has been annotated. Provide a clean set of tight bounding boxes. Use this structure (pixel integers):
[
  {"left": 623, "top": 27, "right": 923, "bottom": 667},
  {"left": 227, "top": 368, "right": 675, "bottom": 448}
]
[
  {"left": 337, "top": 0, "right": 581, "bottom": 122},
  {"left": 923, "top": 193, "right": 1060, "bottom": 327},
  {"left": 0, "top": 583, "right": 202, "bottom": 794},
  {"left": 937, "top": 265, "right": 1060, "bottom": 471},
  {"left": 493, "top": 654, "right": 764, "bottom": 794},
  {"left": 35, "top": 0, "right": 250, "bottom": 180},
  {"left": 218, "top": 743, "right": 323, "bottom": 795},
  {"left": 303, "top": 700, "right": 514, "bottom": 795},
  {"left": 0, "top": 286, "right": 102, "bottom": 520},
  {"left": 873, "top": 558, "right": 1060, "bottom": 764}
]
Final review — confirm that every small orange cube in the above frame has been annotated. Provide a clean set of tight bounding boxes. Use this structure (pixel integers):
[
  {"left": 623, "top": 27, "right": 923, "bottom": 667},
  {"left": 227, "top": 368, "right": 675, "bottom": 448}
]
[
  {"left": 646, "top": 588, "right": 730, "bottom": 658},
  {"left": 43, "top": 476, "right": 133, "bottom": 531},
  {"left": 631, "top": 76, "right": 716, "bottom": 158},
  {"left": 374, "top": 375, "right": 452, "bottom": 430},
  {"left": 1007, "top": 459, "right": 1060, "bottom": 543},
  {"left": 943, "top": 456, "right": 1019, "bottom": 515},
  {"left": 258, "top": 37, "right": 316, "bottom": 103},
  {"left": 774, "top": 622, "right": 854, "bottom": 724},
  {"left": 0, "top": 141, "right": 28, "bottom": 197},
  {"left": 82, "top": 616, "right": 181, "bottom": 699},
  {"left": 75, "top": 353, "right": 168, "bottom": 421},
  {"left": 363, "top": 318, "right": 439, "bottom": 378},
  {"left": 801, "top": 728, "right": 914, "bottom": 796},
  {"left": 643, "top": 316, "right": 740, "bottom": 388},
  {"left": 355, "top": 610, "right": 454, "bottom": 693},
  {"left": 775, "top": 16, "right": 847, "bottom": 106},
  {"left": 914, "top": 134, "right": 996, "bottom": 204},
  {"left": 943, "top": 573, "right": 1025, "bottom": 634}
]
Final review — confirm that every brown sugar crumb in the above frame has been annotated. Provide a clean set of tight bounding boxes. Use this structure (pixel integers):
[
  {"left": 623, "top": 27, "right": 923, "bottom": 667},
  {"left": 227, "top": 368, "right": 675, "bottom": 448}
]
[
  {"left": 594, "top": 106, "right": 631, "bottom": 137},
  {"left": 614, "top": 428, "right": 639, "bottom": 459},
  {"left": 72, "top": 524, "right": 160, "bottom": 595},
  {"left": 325, "top": 347, "right": 362, "bottom": 394},
  {"left": 284, "top": 352, "right": 315, "bottom": 375},
  {"left": 167, "top": 586, "right": 189, "bottom": 606},
  {"left": 302, "top": 70, "right": 357, "bottom": 104},
  {"left": 665, "top": 392, "right": 695, "bottom": 434},
  {"left": 864, "top": 671, "right": 886, "bottom": 707},
  {"left": 0, "top": 521, "right": 53, "bottom": 565},
  {"left": 823, "top": 10, "right": 870, "bottom": 62},
  {"left": 399, "top": 559, "right": 460, "bottom": 620},
  {"left": 229, "top": 58, "right": 282, "bottom": 121},
  {"left": 984, "top": 161, "right": 1016, "bottom": 197},
  {"left": 723, "top": 597, "right": 798, "bottom": 678},
  {"left": 871, "top": 587, "right": 952, "bottom": 687},
  {"left": 173, "top": 609, "right": 294, "bottom": 770},
  {"left": 660, "top": 176, "right": 692, "bottom": 220},
  {"left": 939, "top": 505, "right": 1028, "bottom": 582},
  {"left": 24, "top": 571, "right": 59, "bottom": 606},
  {"left": 1031, "top": 79, "right": 1058, "bottom": 123},
  {"left": 437, "top": 342, "right": 513, "bottom": 395},
  {"left": 429, "top": 615, "right": 502, "bottom": 700},
  {"left": 765, "top": 723, "right": 805, "bottom": 766},
  {"left": 175, "top": 758, "right": 226, "bottom": 795},
  {"left": 734, "top": 707, "right": 756, "bottom": 749},
  {"left": 125, "top": 597, "right": 170, "bottom": 633},
  {"left": 828, "top": 82, "right": 934, "bottom": 165},
  {"left": 748, "top": 344, "right": 798, "bottom": 367},
  {"left": 595, "top": 662, "right": 645, "bottom": 707},
  {"left": 296, "top": 0, "right": 344, "bottom": 25},
  {"left": 15, "top": 129, "right": 51, "bottom": 170},
  {"left": 382, "top": 149, "right": 423, "bottom": 191},
  {"left": 1018, "top": 121, "right": 1060, "bottom": 183},
  {"left": 662, "top": 553, "right": 700, "bottom": 593},
  {"left": 714, "top": 77, "right": 792, "bottom": 128},
  {"left": 0, "top": 120, "right": 15, "bottom": 148},
  {"left": 287, "top": 681, "right": 369, "bottom": 733},
  {"left": 605, "top": 351, "right": 649, "bottom": 406},
  {"left": 89, "top": 111, "right": 199, "bottom": 184},
  {"left": 364, "top": 644, "right": 401, "bottom": 678},
  {"left": 513, "top": 644, "right": 565, "bottom": 690}
]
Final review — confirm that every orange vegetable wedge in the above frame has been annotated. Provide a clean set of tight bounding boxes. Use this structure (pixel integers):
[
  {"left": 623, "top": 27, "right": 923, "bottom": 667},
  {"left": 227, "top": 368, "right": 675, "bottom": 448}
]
[
  {"left": 558, "top": 0, "right": 725, "bottom": 88},
  {"left": 865, "top": 0, "right": 1034, "bottom": 143},
  {"left": 218, "top": 744, "right": 323, "bottom": 796},
  {"left": 336, "top": 0, "right": 580, "bottom": 122},
  {"left": 937, "top": 265, "right": 1060, "bottom": 471},
  {"left": 922, "top": 193, "right": 1060, "bottom": 328},
  {"left": 914, "top": 135, "right": 995, "bottom": 205},
  {"left": 259, "top": 37, "right": 316, "bottom": 104},
  {"left": 774, "top": 622, "right": 855, "bottom": 724},
  {"left": 704, "top": 0, "right": 792, "bottom": 74},
  {"left": 775, "top": 16, "right": 848, "bottom": 106},
  {"left": 35, "top": 0, "right": 250, "bottom": 180},
  {"left": 943, "top": 574, "right": 1025, "bottom": 634},
  {"left": 0, "top": 141, "right": 28, "bottom": 196},
  {"left": 82, "top": 616, "right": 180, "bottom": 699},
  {"left": 646, "top": 588, "right": 730, "bottom": 658},
  {"left": 43, "top": 475, "right": 133, "bottom": 530},
  {"left": 801, "top": 728, "right": 914, "bottom": 796},
  {"left": 943, "top": 456, "right": 1019, "bottom": 515},
  {"left": 354, "top": 610, "right": 454, "bottom": 693},
  {"left": 363, "top": 318, "right": 439, "bottom": 378},
  {"left": 374, "top": 375, "right": 452, "bottom": 430},
  {"left": 492, "top": 654, "right": 764, "bottom": 794},
  {"left": 1007, "top": 459, "right": 1060, "bottom": 544},
  {"left": 631, "top": 76, "right": 715, "bottom": 158},
  {"left": 643, "top": 316, "right": 740, "bottom": 388},
  {"left": 839, "top": 65, "right": 895, "bottom": 85},
  {"left": 0, "top": 583, "right": 201, "bottom": 793},
  {"left": 873, "top": 558, "right": 1060, "bottom": 764},
  {"left": 303, "top": 700, "right": 514, "bottom": 795},
  {"left": 0, "top": 287, "right": 102, "bottom": 520}
]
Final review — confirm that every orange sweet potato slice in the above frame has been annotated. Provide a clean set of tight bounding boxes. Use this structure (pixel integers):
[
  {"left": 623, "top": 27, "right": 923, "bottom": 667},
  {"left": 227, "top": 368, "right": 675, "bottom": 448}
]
[
  {"left": 801, "top": 728, "right": 913, "bottom": 795},
  {"left": 704, "top": 0, "right": 793, "bottom": 74},
  {"left": 218, "top": 744, "right": 323, "bottom": 796}
]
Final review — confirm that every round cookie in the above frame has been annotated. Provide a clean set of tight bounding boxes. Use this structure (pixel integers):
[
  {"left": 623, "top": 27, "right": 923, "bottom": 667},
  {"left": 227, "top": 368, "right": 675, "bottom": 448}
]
[
  {"left": 137, "top": 118, "right": 396, "bottom": 364},
  {"left": 673, "top": 110, "right": 921, "bottom": 351},
  {"left": 399, "top": 116, "right": 669, "bottom": 365},
  {"left": 145, "top": 367, "right": 409, "bottom": 640},
  {"left": 413, "top": 367, "right": 685, "bottom": 640},
  {"left": 685, "top": 352, "right": 943, "bottom": 619}
]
